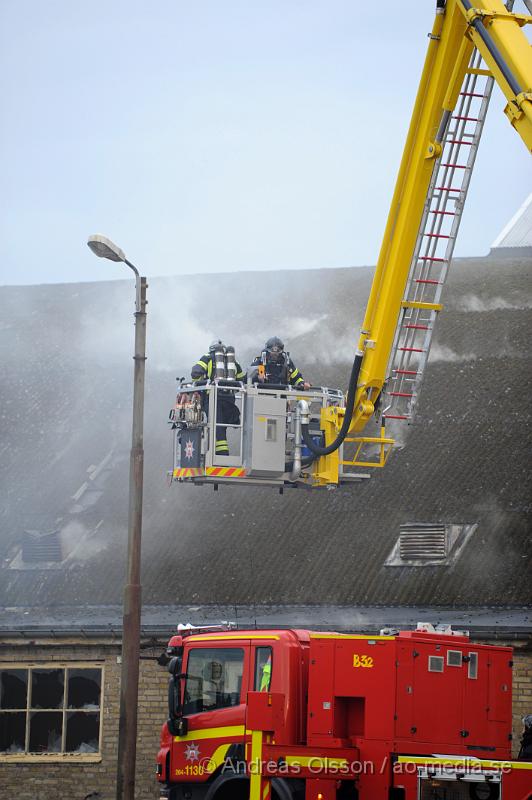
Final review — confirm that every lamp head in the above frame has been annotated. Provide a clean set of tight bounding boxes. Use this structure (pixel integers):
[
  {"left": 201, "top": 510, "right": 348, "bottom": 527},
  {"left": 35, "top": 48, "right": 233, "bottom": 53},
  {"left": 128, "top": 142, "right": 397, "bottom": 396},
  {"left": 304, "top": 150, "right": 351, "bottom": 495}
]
[{"left": 87, "top": 234, "right": 126, "bottom": 263}]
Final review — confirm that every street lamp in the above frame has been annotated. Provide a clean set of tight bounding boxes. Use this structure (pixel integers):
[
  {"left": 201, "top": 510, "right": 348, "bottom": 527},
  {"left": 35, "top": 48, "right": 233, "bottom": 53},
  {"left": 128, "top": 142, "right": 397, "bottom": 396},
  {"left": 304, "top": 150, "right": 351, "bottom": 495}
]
[{"left": 87, "top": 234, "right": 147, "bottom": 800}]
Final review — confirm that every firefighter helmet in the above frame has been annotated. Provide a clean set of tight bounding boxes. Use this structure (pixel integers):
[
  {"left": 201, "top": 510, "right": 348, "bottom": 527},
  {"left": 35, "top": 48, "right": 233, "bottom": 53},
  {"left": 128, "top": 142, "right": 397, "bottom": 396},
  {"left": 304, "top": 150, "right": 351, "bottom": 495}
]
[{"left": 265, "top": 336, "right": 284, "bottom": 354}]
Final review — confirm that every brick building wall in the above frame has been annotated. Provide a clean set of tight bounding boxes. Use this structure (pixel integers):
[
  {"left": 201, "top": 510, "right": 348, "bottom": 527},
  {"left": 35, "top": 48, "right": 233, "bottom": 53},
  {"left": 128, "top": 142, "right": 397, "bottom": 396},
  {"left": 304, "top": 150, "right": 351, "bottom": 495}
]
[
  {"left": 0, "top": 638, "right": 167, "bottom": 800},
  {"left": 513, "top": 647, "right": 532, "bottom": 756},
  {"left": 0, "top": 636, "right": 530, "bottom": 799}
]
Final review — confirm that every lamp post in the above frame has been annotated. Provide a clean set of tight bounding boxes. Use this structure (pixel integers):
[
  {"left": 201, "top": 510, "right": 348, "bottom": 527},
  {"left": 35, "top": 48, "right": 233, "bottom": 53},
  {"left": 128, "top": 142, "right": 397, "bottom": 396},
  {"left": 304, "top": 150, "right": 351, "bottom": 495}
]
[{"left": 87, "top": 234, "right": 147, "bottom": 800}]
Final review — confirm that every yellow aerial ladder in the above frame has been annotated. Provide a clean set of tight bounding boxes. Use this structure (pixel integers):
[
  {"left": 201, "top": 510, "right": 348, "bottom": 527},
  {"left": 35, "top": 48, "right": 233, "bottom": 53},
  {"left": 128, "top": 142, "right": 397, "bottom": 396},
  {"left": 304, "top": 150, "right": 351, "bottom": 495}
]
[
  {"left": 305, "top": 0, "right": 532, "bottom": 487},
  {"left": 170, "top": 0, "right": 531, "bottom": 491}
]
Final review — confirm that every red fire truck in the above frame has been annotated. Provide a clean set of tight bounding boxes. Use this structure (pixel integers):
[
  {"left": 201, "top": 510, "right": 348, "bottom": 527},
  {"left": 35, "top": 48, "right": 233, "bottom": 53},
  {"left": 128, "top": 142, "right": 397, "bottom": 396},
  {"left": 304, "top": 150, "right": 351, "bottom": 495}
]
[{"left": 156, "top": 624, "right": 532, "bottom": 799}]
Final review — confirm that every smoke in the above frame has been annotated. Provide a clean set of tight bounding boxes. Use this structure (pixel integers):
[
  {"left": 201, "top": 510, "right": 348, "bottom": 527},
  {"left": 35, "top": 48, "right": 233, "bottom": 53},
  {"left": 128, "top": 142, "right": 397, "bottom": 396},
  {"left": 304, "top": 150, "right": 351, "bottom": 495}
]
[
  {"left": 453, "top": 294, "right": 532, "bottom": 312},
  {"left": 1, "top": 260, "right": 531, "bottom": 609},
  {"left": 148, "top": 285, "right": 215, "bottom": 373},
  {"left": 77, "top": 287, "right": 136, "bottom": 365},
  {"left": 61, "top": 520, "right": 108, "bottom": 563},
  {"left": 428, "top": 345, "right": 477, "bottom": 363},
  {"left": 283, "top": 314, "right": 328, "bottom": 339},
  {"left": 3, "top": 276, "right": 359, "bottom": 381},
  {"left": 146, "top": 287, "right": 346, "bottom": 374},
  {"left": 302, "top": 330, "right": 355, "bottom": 365},
  {"left": 0, "top": 282, "right": 135, "bottom": 570}
]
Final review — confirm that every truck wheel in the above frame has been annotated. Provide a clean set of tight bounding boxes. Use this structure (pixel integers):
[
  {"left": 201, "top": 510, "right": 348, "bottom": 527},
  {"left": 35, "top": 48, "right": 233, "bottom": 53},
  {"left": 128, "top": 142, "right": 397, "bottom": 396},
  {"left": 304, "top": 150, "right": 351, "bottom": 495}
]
[{"left": 205, "top": 773, "right": 295, "bottom": 800}]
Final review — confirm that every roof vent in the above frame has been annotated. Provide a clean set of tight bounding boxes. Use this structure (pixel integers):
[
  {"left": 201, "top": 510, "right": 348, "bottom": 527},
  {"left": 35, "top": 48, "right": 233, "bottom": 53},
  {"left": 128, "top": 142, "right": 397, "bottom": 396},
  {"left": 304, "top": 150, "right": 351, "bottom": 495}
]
[
  {"left": 21, "top": 529, "right": 63, "bottom": 563},
  {"left": 400, "top": 524, "right": 447, "bottom": 561},
  {"left": 385, "top": 523, "right": 477, "bottom": 567}
]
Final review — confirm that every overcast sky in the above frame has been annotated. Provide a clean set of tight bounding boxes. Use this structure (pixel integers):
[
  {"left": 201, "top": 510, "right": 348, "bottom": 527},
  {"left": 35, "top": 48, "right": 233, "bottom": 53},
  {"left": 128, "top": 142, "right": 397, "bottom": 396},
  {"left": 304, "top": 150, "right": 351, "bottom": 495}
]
[{"left": 1, "top": 1, "right": 530, "bottom": 287}]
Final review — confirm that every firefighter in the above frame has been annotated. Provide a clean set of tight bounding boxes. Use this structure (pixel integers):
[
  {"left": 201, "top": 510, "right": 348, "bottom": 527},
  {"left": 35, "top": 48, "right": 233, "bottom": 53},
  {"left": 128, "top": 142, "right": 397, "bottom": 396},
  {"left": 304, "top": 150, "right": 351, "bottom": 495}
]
[
  {"left": 250, "top": 336, "right": 310, "bottom": 389},
  {"left": 259, "top": 653, "right": 272, "bottom": 692},
  {"left": 191, "top": 341, "right": 245, "bottom": 456},
  {"left": 518, "top": 714, "right": 532, "bottom": 761}
]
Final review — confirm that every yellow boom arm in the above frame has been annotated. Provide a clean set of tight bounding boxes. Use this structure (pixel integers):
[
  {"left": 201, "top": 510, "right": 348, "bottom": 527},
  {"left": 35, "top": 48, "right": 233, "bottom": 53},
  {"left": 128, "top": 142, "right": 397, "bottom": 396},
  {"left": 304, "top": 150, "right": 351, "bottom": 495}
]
[
  {"left": 312, "top": 0, "right": 531, "bottom": 486},
  {"left": 354, "top": 0, "right": 531, "bottom": 432}
]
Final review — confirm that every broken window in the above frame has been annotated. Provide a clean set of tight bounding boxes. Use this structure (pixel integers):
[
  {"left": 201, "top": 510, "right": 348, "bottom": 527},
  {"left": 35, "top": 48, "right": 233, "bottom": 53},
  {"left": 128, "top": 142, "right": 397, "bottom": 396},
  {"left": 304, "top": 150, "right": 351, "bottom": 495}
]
[
  {"left": 32, "top": 669, "right": 64, "bottom": 709},
  {"left": 29, "top": 712, "right": 63, "bottom": 753},
  {"left": 67, "top": 668, "right": 100, "bottom": 710},
  {"left": 1, "top": 669, "right": 27, "bottom": 709},
  {"left": 0, "top": 665, "right": 102, "bottom": 758},
  {"left": 65, "top": 712, "right": 99, "bottom": 753},
  {"left": 0, "top": 712, "right": 26, "bottom": 754}
]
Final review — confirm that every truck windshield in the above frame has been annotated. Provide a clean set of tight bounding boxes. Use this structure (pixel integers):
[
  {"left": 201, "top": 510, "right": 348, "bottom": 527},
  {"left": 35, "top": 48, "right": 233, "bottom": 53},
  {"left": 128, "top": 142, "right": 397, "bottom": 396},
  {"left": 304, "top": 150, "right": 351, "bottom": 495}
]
[{"left": 183, "top": 648, "right": 244, "bottom": 715}]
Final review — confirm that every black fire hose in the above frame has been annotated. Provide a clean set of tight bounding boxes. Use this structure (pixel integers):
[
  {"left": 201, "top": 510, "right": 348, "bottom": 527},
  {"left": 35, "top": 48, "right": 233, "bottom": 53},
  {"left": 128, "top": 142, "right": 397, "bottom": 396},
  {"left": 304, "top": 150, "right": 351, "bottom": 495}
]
[{"left": 301, "top": 353, "right": 363, "bottom": 456}]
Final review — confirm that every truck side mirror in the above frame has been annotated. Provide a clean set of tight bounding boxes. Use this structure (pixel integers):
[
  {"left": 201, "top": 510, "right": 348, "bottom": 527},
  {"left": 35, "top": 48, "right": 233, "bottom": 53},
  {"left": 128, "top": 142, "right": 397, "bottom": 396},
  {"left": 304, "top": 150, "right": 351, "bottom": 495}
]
[
  {"left": 168, "top": 664, "right": 187, "bottom": 729},
  {"left": 167, "top": 670, "right": 188, "bottom": 737},
  {"left": 167, "top": 657, "right": 181, "bottom": 675},
  {"left": 167, "top": 715, "right": 188, "bottom": 737}
]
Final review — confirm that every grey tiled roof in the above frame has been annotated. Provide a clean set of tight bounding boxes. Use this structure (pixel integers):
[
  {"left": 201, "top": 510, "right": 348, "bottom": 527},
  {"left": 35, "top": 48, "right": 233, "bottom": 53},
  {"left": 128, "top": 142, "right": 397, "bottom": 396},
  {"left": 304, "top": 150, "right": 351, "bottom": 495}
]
[{"left": 1, "top": 255, "right": 531, "bottom": 611}]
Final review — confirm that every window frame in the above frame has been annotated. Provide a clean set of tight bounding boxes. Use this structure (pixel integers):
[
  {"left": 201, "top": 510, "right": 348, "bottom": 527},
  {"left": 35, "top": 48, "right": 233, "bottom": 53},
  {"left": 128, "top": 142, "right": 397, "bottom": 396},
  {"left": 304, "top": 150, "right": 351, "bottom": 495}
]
[
  {"left": 0, "top": 662, "right": 104, "bottom": 763},
  {"left": 254, "top": 646, "right": 273, "bottom": 692},
  {"left": 447, "top": 649, "right": 463, "bottom": 667},
  {"left": 428, "top": 655, "right": 444, "bottom": 673},
  {"left": 468, "top": 651, "right": 479, "bottom": 680}
]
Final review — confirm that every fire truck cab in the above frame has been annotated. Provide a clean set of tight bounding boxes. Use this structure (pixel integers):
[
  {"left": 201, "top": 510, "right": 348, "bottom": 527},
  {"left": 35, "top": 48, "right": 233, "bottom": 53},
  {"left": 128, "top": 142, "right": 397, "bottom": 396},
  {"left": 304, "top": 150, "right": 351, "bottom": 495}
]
[{"left": 156, "top": 624, "right": 532, "bottom": 800}]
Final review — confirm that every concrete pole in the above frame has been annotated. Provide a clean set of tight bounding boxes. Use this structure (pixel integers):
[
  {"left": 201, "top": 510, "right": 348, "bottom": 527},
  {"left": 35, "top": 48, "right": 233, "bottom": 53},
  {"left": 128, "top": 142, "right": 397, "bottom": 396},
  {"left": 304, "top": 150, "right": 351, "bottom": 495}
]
[{"left": 116, "top": 270, "right": 147, "bottom": 800}]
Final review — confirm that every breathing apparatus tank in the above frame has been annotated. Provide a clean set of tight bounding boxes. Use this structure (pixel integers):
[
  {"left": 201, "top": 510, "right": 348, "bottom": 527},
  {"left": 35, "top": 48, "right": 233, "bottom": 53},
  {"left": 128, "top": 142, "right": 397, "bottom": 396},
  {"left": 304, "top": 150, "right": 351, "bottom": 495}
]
[
  {"left": 213, "top": 342, "right": 226, "bottom": 379},
  {"left": 225, "top": 345, "right": 237, "bottom": 380}
]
